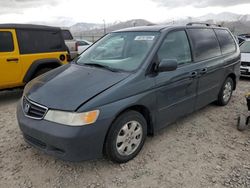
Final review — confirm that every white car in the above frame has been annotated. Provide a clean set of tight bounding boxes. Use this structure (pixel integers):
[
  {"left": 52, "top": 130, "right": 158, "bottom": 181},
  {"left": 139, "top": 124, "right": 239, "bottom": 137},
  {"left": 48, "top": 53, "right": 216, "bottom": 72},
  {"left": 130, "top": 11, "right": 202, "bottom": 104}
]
[
  {"left": 240, "top": 40, "right": 250, "bottom": 77},
  {"left": 61, "top": 28, "right": 78, "bottom": 60},
  {"left": 77, "top": 40, "right": 93, "bottom": 54}
]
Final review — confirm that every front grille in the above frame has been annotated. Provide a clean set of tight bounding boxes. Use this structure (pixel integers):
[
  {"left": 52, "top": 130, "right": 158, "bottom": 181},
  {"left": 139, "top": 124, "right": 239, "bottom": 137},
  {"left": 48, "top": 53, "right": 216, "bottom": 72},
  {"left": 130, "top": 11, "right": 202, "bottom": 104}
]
[
  {"left": 241, "top": 71, "right": 250, "bottom": 75},
  {"left": 22, "top": 97, "right": 48, "bottom": 119},
  {"left": 23, "top": 134, "right": 65, "bottom": 155},
  {"left": 241, "top": 61, "right": 250, "bottom": 67}
]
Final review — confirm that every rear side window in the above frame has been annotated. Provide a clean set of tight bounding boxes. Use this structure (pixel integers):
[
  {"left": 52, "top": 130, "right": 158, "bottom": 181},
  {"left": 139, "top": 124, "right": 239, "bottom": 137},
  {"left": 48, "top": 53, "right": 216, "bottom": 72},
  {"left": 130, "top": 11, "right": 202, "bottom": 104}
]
[
  {"left": 0, "top": 31, "right": 14, "bottom": 52},
  {"left": 17, "top": 29, "right": 66, "bottom": 54},
  {"left": 214, "top": 29, "right": 236, "bottom": 54},
  {"left": 157, "top": 30, "right": 192, "bottom": 65},
  {"left": 187, "top": 29, "right": 221, "bottom": 61},
  {"left": 62, "top": 30, "right": 73, "bottom": 40}
]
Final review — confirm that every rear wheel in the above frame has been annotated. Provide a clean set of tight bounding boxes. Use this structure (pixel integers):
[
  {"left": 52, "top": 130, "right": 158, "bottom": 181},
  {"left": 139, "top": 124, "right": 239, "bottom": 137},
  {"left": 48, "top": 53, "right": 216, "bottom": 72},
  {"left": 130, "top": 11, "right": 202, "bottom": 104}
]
[
  {"left": 104, "top": 111, "right": 147, "bottom": 163},
  {"left": 216, "top": 77, "right": 234, "bottom": 106}
]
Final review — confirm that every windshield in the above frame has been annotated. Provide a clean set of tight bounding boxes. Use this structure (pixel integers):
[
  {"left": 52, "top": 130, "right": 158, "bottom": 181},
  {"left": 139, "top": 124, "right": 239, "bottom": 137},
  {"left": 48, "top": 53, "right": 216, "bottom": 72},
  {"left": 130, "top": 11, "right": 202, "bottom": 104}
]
[
  {"left": 76, "top": 32, "right": 159, "bottom": 72},
  {"left": 240, "top": 41, "right": 250, "bottom": 53}
]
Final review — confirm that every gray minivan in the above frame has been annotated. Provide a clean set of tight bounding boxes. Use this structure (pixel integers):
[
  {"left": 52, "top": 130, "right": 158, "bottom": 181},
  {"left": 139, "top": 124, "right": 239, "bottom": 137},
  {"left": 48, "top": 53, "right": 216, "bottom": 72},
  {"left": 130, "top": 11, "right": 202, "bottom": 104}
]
[{"left": 17, "top": 23, "right": 240, "bottom": 163}]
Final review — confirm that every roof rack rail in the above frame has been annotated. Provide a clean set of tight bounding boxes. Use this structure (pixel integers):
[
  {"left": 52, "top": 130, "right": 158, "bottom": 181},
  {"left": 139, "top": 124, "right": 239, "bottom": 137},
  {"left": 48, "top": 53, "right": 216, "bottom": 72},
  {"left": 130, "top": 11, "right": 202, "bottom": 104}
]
[{"left": 186, "top": 22, "right": 222, "bottom": 27}]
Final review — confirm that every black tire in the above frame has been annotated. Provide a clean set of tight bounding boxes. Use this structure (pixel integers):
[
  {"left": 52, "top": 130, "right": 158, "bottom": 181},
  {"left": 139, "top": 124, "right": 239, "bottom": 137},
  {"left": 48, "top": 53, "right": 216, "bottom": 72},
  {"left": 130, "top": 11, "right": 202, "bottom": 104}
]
[
  {"left": 104, "top": 110, "right": 147, "bottom": 163},
  {"left": 216, "top": 77, "right": 234, "bottom": 106},
  {"left": 237, "top": 115, "right": 247, "bottom": 131},
  {"left": 33, "top": 68, "right": 52, "bottom": 78}
]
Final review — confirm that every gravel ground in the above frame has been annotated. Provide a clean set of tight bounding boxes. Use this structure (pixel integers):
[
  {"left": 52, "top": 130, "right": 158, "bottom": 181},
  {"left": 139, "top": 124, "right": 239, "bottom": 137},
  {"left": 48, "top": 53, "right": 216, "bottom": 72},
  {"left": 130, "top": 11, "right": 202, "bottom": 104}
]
[{"left": 0, "top": 79, "right": 250, "bottom": 188}]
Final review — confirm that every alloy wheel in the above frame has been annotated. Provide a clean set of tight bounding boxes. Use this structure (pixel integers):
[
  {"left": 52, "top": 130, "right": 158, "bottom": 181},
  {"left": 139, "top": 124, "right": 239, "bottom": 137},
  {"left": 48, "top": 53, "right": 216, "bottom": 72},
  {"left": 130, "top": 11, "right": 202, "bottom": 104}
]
[{"left": 116, "top": 121, "right": 143, "bottom": 156}]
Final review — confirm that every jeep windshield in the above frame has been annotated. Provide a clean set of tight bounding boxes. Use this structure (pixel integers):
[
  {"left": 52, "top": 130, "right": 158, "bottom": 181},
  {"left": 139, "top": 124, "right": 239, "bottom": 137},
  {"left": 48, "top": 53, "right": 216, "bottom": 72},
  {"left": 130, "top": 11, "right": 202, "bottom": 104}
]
[{"left": 76, "top": 32, "right": 159, "bottom": 72}]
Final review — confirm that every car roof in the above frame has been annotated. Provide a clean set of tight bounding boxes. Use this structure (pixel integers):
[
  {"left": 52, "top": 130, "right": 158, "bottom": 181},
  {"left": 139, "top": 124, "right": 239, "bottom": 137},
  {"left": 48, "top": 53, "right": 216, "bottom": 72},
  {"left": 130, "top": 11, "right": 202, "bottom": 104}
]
[
  {"left": 113, "top": 25, "right": 228, "bottom": 33},
  {"left": 113, "top": 25, "right": 173, "bottom": 32},
  {"left": 0, "top": 24, "right": 61, "bottom": 31}
]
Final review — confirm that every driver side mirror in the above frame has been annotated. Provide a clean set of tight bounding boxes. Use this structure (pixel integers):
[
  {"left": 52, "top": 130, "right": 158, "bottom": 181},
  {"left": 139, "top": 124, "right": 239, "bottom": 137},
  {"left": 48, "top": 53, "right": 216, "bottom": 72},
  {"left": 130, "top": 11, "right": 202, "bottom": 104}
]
[{"left": 158, "top": 59, "right": 178, "bottom": 72}]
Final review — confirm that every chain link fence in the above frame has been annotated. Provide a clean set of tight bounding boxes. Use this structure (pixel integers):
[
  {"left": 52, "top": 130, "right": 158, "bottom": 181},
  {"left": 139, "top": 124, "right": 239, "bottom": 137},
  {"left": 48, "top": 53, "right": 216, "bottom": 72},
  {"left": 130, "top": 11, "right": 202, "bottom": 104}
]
[{"left": 74, "top": 35, "right": 103, "bottom": 42}]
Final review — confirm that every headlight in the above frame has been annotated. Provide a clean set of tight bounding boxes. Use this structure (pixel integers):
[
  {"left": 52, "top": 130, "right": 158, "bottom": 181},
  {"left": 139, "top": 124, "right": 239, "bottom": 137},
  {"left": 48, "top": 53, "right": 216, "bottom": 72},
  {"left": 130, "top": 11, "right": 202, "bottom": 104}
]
[{"left": 44, "top": 110, "right": 100, "bottom": 126}]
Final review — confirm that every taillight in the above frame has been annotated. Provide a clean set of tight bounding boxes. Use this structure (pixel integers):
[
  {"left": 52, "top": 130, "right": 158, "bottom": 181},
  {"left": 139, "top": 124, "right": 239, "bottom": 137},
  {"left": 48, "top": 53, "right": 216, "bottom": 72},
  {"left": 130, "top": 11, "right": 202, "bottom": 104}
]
[
  {"left": 67, "top": 54, "right": 71, "bottom": 61},
  {"left": 75, "top": 42, "right": 78, "bottom": 51}
]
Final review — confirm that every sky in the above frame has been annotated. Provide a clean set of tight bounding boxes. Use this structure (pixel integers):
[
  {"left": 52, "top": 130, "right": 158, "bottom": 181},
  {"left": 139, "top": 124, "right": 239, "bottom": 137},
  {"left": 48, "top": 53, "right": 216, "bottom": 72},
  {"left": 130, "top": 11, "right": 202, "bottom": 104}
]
[{"left": 1, "top": 0, "right": 250, "bottom": 26}]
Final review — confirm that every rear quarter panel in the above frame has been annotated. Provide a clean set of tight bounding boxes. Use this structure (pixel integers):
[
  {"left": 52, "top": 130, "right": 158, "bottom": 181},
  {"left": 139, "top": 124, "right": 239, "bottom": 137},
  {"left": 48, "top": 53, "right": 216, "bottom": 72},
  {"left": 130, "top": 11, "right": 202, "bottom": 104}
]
[{"left": 19, "top": 51, "right": 68, "bottom": 84}]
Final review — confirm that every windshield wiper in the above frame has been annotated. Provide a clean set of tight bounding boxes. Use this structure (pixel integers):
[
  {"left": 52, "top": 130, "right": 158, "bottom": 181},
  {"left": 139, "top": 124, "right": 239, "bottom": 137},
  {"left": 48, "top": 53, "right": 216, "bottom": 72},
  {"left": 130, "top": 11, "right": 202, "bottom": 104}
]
[{"left": 84, "top": 63, "right": 119, "bottom": 72}]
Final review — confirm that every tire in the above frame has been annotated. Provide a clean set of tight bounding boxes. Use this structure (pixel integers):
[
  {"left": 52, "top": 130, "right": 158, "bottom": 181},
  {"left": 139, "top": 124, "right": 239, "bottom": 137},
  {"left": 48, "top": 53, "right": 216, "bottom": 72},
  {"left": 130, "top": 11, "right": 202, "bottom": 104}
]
[
  {"left": 104, "top": 110, "right": 147, "bottom": 163},
  {"left": 216, "top": 77, "right": 234, "bottom": 106},
  {"left": 237, "top": 115, "right": 247, "bottom": 131},
  {"left": 33, "top": 68, "right": 52, "bottom": 78}
]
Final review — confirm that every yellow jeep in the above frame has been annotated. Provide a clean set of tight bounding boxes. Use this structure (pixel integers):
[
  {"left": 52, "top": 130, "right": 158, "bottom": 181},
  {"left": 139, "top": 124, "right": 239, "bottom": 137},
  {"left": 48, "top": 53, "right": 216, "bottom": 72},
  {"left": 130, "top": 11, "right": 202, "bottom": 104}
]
[{"left": 0, "top": 24, "right": 68, "bottom": 90}]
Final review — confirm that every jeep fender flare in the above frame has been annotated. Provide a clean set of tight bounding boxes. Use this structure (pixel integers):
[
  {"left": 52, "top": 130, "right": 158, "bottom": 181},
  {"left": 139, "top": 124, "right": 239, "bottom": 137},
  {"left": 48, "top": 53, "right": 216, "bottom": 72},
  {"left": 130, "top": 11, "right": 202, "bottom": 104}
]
[{"left": 23, "top": 58, "right": 62, "bottom": 83}]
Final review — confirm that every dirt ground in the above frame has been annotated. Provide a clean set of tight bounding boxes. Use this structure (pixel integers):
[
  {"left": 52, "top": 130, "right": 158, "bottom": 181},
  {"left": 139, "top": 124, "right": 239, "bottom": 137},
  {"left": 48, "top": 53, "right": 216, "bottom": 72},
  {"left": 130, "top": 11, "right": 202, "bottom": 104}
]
[{"left": 0, "top": 79, "right": 250, "bottom": 188}]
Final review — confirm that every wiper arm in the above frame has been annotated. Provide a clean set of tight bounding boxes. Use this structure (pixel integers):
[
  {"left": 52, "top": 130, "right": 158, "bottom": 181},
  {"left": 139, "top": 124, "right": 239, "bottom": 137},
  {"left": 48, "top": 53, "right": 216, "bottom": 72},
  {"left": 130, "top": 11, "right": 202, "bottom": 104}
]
[{"left": 84, "top": 63, "right": 119, "bottom": 72}]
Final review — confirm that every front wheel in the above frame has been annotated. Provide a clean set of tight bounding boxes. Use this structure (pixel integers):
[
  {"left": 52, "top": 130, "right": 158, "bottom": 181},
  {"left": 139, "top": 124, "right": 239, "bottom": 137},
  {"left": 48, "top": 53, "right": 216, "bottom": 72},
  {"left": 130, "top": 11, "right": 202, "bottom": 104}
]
[
  {"left": 216, "top": 77, "right": 234, "bottom": 106},
  {"left": 104, "top": 111, "right": 147, "bottom": 163}
]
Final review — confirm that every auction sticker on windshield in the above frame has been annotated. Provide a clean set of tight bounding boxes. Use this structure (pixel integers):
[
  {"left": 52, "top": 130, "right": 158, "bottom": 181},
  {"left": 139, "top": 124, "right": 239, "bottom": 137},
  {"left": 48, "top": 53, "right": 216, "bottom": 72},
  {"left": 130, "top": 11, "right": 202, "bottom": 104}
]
[{"left": 134, "top": 36, "right": 155, "bottom": 41}]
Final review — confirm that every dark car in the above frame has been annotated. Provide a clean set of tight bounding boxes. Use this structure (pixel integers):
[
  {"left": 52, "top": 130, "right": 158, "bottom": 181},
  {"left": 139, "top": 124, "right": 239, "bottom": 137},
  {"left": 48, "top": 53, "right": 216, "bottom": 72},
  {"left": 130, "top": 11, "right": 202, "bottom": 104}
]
[
  {"left": 239, "top": 39, "right": 250, "bottom": 77},
  {"left": 17, "top": 23, "right": 240, "bottom": 163}
]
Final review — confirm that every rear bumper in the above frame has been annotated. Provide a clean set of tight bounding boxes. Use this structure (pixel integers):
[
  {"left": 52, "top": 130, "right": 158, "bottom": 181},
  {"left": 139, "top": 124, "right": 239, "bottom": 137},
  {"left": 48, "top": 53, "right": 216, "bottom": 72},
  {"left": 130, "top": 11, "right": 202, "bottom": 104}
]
[
  {"left": 16, "top": 102, "right": 111, "bottom": 162},
  {"left": 69, "top": 51, "right": 78, "bottom": 60}
]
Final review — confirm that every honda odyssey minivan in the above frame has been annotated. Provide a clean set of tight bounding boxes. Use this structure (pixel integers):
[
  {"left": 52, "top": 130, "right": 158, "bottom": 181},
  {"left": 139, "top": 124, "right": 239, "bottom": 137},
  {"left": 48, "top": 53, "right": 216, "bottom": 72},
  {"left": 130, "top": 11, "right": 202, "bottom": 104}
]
[{"left": 17, "top": 23, "right": 240, "bottom": 163}]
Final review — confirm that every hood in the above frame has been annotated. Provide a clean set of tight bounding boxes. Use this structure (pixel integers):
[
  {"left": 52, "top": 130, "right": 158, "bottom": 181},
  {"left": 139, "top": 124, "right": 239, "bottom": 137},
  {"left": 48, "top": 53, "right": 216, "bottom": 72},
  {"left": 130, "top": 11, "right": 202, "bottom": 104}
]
[
  {"left": 25, "top": 64, "right": 130, "bottom": 111},
  {"left": 241, "top": 53, "right": 250, "bottom": 62}
]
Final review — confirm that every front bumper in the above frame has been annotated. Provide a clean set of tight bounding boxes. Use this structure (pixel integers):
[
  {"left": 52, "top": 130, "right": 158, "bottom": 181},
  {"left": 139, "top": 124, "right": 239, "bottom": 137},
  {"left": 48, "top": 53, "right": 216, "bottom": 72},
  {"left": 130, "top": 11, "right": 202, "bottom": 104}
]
[
  {"left": 240, "top": 66, "right": 250, "bottom": 77},
  {"left": 16, "top": 102, "right": 111, "bottom": 162}
]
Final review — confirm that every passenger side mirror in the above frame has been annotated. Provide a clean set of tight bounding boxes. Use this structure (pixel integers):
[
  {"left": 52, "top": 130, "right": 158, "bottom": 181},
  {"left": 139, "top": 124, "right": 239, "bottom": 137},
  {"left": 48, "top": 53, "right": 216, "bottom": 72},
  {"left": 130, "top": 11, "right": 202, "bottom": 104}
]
[{"left": 158, "top": 59, "right": 178, "bottom": 72}]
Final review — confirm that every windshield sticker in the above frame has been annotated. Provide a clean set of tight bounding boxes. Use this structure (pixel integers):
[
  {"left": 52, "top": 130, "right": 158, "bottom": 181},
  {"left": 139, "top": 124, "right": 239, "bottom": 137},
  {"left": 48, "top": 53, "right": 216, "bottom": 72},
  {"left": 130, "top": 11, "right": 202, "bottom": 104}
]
[{"left": 134, "top": 36, "right": 155, "bottom": 41}]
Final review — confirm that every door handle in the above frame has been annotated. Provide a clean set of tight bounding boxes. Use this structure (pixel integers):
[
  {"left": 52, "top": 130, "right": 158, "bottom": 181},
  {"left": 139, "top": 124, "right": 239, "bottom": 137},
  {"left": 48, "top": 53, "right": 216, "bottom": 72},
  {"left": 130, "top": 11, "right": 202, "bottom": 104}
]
[
  {"left": 7, "top": 58, "right": 19, "bottom": 62},
  {"left": 189, "top": 71, "right": 198, "bottom": 78},
  {"left": 199, "top": 68, "right": 208, "bottom": 75}
]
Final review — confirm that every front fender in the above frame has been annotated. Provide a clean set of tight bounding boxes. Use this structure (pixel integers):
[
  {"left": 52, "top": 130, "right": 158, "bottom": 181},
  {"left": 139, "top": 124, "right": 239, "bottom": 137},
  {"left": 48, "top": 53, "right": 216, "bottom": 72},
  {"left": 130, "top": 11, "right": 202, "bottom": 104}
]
[{"left": 78, "top": 88, "right": 158, "bottom": 133}]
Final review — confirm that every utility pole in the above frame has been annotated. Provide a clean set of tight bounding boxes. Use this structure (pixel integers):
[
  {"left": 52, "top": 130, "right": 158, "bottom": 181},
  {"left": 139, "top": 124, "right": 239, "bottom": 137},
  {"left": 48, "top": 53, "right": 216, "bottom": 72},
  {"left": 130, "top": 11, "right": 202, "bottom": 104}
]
[
  {"left": 132, "top": 20, "right": 136, "bottom": 27},
  {"left": 103, "top": 19, "right": 106, "bottom": 35}
]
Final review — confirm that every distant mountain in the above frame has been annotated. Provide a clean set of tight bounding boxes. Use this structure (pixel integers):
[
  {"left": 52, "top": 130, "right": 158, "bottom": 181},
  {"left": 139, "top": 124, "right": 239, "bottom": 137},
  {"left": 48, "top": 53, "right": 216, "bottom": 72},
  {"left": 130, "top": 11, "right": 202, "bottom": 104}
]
[
  {"left": 70, "top": 22, "right": 102, "bottom": 33},
  {"left": 161, "top": 12, "right": 250, "bottom": 35},
  {"left": 239, "top": 14, "right": 250, "bottom": 22},
  {"left": 68, "top": 12, "right": 250, "bottom": 40},
  {"left": 105, "top": 19, "right": 153, "bottom": 31},
  {"left": 163, "top": 12, "right": 245, "bottom": 25},
  {"left": 70, "top": 19, "right": 153, "bottom": 38}
]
